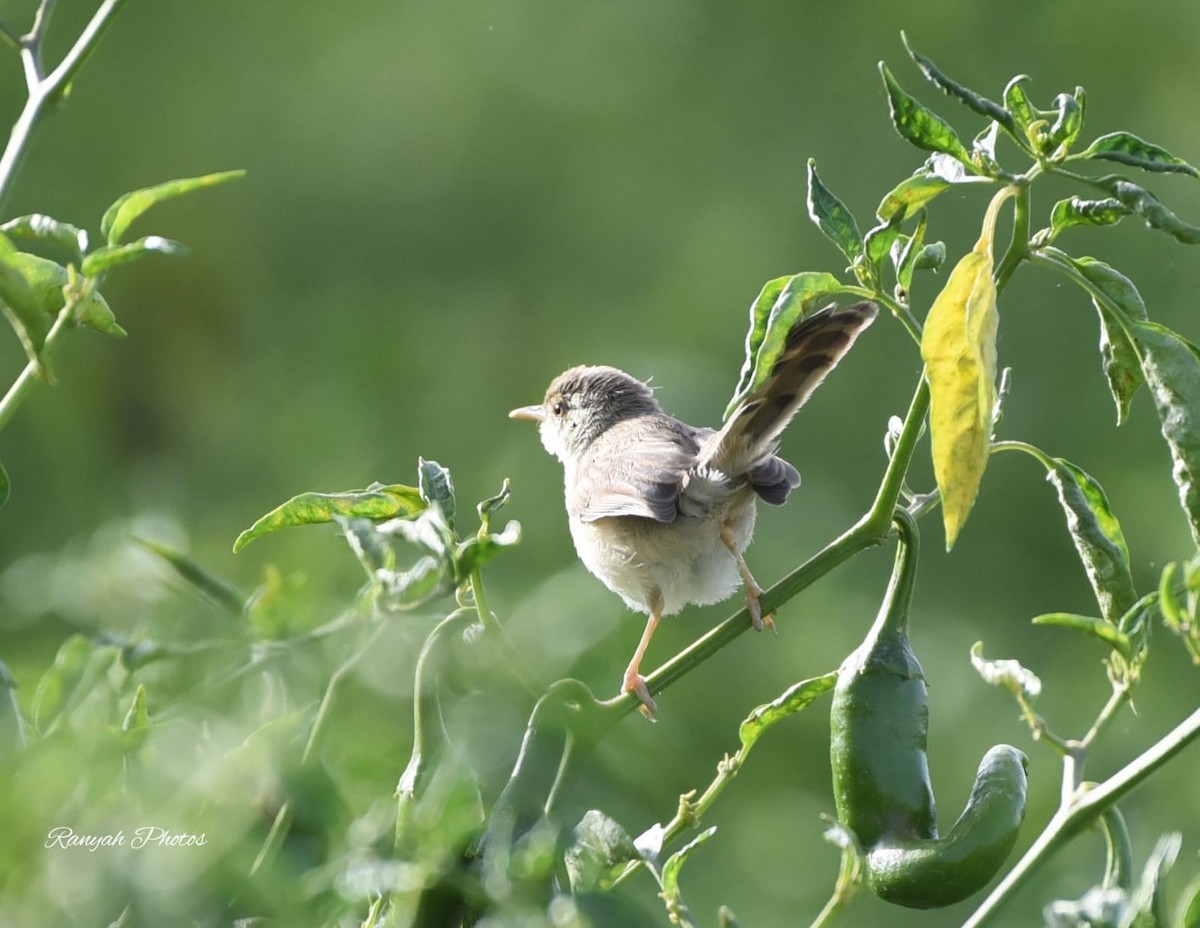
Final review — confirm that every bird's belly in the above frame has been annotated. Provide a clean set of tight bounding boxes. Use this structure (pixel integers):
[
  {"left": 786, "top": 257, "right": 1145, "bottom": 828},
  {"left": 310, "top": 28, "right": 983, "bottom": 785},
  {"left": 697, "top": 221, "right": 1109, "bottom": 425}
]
[{"left": 569, "top": 502, "right": 756, "bottom": 616}]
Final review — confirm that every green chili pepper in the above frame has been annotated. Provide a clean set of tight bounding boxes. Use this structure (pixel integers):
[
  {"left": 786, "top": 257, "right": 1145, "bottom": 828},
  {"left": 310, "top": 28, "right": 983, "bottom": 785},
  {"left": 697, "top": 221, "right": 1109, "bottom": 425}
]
[{"left": 830, "top": 511, "right": 1028, "bottom": 908}]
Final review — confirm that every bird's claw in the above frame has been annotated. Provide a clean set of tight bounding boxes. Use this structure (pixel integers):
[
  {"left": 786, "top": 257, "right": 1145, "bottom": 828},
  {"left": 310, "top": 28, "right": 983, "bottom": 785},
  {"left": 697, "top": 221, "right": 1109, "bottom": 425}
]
[
  {"left": 746, "top": 587, "right": 776, "bottom": 635},
  {"left": 623, "top": 671, "right": 658, "bottom": 721}
]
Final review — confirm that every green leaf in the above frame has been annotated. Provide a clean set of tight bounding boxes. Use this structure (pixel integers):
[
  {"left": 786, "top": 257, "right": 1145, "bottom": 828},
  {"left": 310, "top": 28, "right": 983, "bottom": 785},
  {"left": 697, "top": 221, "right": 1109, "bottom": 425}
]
[
  {"left": 0, "top": 459, "right": 8, "bottom": 509},
  {"left": 455, "top": 520, "right": 521, "bottom": 578},
  {"left": 901, "top": 32, "right": 1014, "bottom": 132},
  {"left": 81, "top": 236, "right": 187, "bottom": 277},
  {"left": 1003, "top": 75, "right": 1037, "bottom": 132},
  {"left": 564, "top": 810, "right": 642, "bottom": 893},
  {"left": 1080, "top": 132, "right": 1200, "bottom": 177},
  {"left": 894, "top": 210, "right": 927, "bottom": 293},
  {"left": 1032, "top": 612, "right": 1131, "bottom": 658},
  {"left": 32, "top": 635, "right": 119, "bottom": 734},
  {"left": 1129, "top": 320, "right": 1200, "bottom": 547},
  {"left": 233, "top": 482, "right": 426, "bottom": 552},
  {"left": 101, "top": 169, "right": 245, "bottom": 246},
  {"left": 0, "top": 657, "right": 25, "bottom": 754},
  {"left": 876, "top": 170, "right": 952, "bottom": 223},
  {"left": 1177, "top": 872, "right": 1200, "bottom": 928},
  {"left": 418, "top": 457, "right": 456, "bottom": 530},
  {"left": 336, "top": 516, "right": 396, "bottom": 577},
  {"left": 133, "top": 536, "right": 245, "bottom": 615},
  {"left": 0, "top": 250, "right": 123, "bottom": 336},
  {"left": 659, "top": 826, "right": 718, "bottom": 912},
  {"left": 1062, "top": 254, "right": 1147, "bottom": 425},
  {"left": 1091, "top": 175, "right": 1200, "bottom": 245},
  {"left": 1049, "top": 197, "right": 1130, "bottom": 239},
  {"left": 864, "top": 215, "right": 904, "bottom": 269},
  {"left": 0, "top": 214, "right": 87, "bottom": 262},
  {"left": 739, "top": 673, "right": 837, "bottom": 752},
  {"left": 0, "top": 232, "right": 48, "bottom": 353},
  {"left": 1047, "top": 90, "right": 1085, "bottom": 153},
  {"left": 879, "top": 62, "right": 973, "bottom": 163},
  {"left": 806, "top": 159, "right": 863, "bottom": 263},
  {"left": 725, "top": 271, "right": 846, "bottom": 418},
  {"left": 1133, "top": 834, "right": 1181, "bottom": 927},
  {"left": 969, "top": 642, "right": 1042, "bottom": 700},
  {"left": 118, "top": 683, "right": 152, "bottom": 751},
  {"left": 476, "top": 478, "right": 511, "bottom": 533},
  {"left": 379, "top": 555, "right": 449, "bottom": 609}
]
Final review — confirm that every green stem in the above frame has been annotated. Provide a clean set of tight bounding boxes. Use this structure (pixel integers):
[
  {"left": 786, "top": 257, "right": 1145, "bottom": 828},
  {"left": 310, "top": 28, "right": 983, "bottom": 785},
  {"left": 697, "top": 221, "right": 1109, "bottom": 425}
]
[
  {"left": 963, "top": 704, "right": 1200, "bottom": 927},
  {"left": 0, "top": 294, "right": 71, "bottom": 431},
  {"left": 0, "top": 0, "right": 130, "bottom": 210},
  {"left": 994, "top": 182, "right": 1031, "bottom": 292},
  {"left": 469, "top": 565, "right": 540, "bottom": 696}
]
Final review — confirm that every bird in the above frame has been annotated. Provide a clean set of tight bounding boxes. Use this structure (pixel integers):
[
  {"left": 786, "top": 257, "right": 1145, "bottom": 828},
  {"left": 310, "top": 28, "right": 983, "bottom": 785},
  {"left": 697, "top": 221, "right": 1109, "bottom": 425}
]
[{"left": 509, "top": 301, "right": 878, "bottom": 717}]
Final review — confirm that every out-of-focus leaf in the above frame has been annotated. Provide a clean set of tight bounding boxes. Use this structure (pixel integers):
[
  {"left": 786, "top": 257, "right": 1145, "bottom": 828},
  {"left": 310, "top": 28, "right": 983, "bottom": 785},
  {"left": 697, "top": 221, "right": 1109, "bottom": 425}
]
[
  {"left": 0, "top": 459, "right": 8, "bottom": 509},
  {"left": 1043, "top": 886, "right": 1129, "bottom": 927},
  {"left": 81, "top": 236, "right": 187, "bottom": 276},
  {"left": 379, "top": 555, "right": 448, "bottom": 609},
  {"left": 0, "top": 232, "right": 48, "bottom": 352},
  {"left": 876, "top": 169, "right": 951, "bottom": 223},
  {"left": 32, "top": 635, "right": 119, "bottom": 734},
  {"left": 921, "top": 188, "right": 1012, "bottom": 549},
  {"left": 901, "top": 31, "right": 1014, "bottom": 132},
  {"left": 738, "top": 673, "right": 836, "bottom": 752},
  {"left": 564, "top": 810, "right": 642, "bottom": 893},
  {"left": 0, "top": 214, "right": 87, "bottom": 262},
  {"left": 1177, "top": 872, "right": 1200, "bottom": 928},
  {"left": 1129, "top": 320, "right": 1200, "bottom": 547},
  {"left": 118, "top": 684, "right": 151, "bottom": 751},
  {"left": 879, "top": 61, "right": 972, "bottom": 163},
  {"left": 969, "top": 642, "right": 1042, "bottom": 700},
  {"left": 1091, "top": 175, "right": 1200, "bottom": 245},
  {"left": 1080, "top": 132, "right": 1200, "bottom": 177},
  {"left": 233, "top": 482, "right": 425, "bottom": 552},
  {"left": 1032, "top": 613, "right": 1131, "bottom": 658},
  {"left": 418, "top": 457, "right": 456, "bottom": 530},
  {"left": 74, "top": 287, "right": 124, "bottom": 335},
  {"left": 0, "top": 658, "right": 25, "bottom": 754},
  {"left": 1116, "top": 594, "right": 1155, "bottom": 678},
  {"left": 807, "top": 159, "right": 863, "bottom": 263},
  {"left": 1049, "top": 197, "right": 1129, "bottom": 239},
  {"left": 476, "top": 478, "right": 511, "bottom": 533},
  {"left": 101, "top": 169, "right": 245, "bottom": 246},
  {"left": 659, "top": 826, "right": 718, "bottom": 912},
  {"left": 133, "top": 536, "right": 246, "bottom": 615},
  {"left": 1132, "top": 834, "right": 1181, "bottom": 927},
  {"left": 336, "top": 516, "right": 395, "bottom": 577},
  {"left": 455, "top": 520, "right": 522, "bottom": 578},
  {"left": 725, "top": 271, "right": 846, "bottom": 418}
]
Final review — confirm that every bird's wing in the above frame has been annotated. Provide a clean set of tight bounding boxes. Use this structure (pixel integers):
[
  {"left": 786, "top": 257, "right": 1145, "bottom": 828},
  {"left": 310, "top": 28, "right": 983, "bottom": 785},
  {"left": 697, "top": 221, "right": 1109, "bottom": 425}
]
[{"left": 569, "top": 417, "right": 699, "bottom": 524}]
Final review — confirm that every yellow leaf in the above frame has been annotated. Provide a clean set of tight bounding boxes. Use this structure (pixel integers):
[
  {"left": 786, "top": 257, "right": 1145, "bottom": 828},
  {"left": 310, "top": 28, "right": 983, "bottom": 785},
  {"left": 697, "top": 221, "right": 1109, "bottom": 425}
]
[{"left": 920, "top": 187, "right": 1013, "bottom": 550}]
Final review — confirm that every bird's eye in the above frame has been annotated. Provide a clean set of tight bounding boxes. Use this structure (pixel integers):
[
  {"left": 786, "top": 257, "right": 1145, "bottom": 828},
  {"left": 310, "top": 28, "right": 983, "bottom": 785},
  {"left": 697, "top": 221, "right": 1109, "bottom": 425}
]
[{"left": 551, "top": 400, "right": 567, "bottom": 417}]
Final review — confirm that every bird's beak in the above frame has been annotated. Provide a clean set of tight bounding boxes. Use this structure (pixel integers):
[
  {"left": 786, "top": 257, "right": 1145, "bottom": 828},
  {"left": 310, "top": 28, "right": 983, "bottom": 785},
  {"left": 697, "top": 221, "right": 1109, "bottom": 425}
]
[{"left": 509, "top": 404, "right": 545, "bottom": 422}]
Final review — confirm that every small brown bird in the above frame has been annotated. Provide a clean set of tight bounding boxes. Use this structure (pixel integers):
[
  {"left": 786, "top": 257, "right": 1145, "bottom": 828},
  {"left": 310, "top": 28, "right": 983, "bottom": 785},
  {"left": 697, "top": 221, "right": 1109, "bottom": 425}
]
[{"left": 510, "top": 301, "right": 877, "bottom": 716}]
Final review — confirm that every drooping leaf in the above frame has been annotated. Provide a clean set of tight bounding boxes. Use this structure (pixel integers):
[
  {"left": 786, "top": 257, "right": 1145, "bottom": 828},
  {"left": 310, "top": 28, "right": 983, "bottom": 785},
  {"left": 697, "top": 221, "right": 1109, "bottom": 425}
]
[
  {"left": 418, "top": 457, "right": 456, "bottom": 530},
  {"left": 476, "top": 478, "right": 511, "bottom": 532},
  {"left": 1129, "top": 320, "right": 1200, "bottom": 547},
  {"left": 921, "top": 188, "right": 1013, "bottom": 549},
  {"left": 725, "top": 271, "right": 846, "bottom": 418},
  {"left": 1066, "top": 255, "right": 1146, "bottom": 424},
  {"left": 0, "top": 214, "right": 87, "bottom": 262},
  {"left": 969, "top": 642, "right": 1042, "bottom": 700},
  {"left": 101, "top": 169, "right": 245, "bottom": 246},
  {"left": 233, "top": 482, "right": 426, "bottom": 552},
  {"left": 1032, "top": 612, "right": 1131, "bottom": 658},
  {"left": 133, "top": 536, "right": 246, "bottom": 615},
  {"left": 900, "top": 32, "right": 1014, "bottom": 132},
  {"left": 1080, "top": 132, "right": 1200, "bottom": 177},
  {"left": 81, "top": 236, "right": 187, "bottom": 276},
  {"left": 879, "top": 62, "right": 973, "bottom": 164},
  {"left": 1048, "top": 197, "right": 1130, "bottom": 239},
  {"left": 564, "top": 810, "right": 642, "bottom": 893},
  {"left": 807, "top": 159, "right": 863, "bottom": 263},
  {"left": 1091, "top": 175, "right": 1200, "bottom": 245}
]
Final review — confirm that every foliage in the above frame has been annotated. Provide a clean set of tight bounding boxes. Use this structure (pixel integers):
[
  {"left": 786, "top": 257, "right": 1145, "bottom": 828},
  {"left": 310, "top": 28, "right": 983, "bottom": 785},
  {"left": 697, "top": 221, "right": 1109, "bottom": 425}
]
[{"left": 0, "top": 8, "right": 1198, "bottom": 928}]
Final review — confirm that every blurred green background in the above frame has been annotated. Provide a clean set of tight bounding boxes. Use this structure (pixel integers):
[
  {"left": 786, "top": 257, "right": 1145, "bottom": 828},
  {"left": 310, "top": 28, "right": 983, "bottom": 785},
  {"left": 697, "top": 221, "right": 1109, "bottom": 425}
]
[{"left": 1, "top": 0, "right": 1199, "bottom": 925}]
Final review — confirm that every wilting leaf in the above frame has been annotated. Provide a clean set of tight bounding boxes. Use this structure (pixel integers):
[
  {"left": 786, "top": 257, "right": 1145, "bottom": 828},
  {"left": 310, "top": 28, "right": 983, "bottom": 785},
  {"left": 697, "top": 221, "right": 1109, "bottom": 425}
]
[
  {"left": 921, "top": 188, "right": 1013, "bottom": 548},
  {"left": 1049, "top": 197, "right": 1129, "bottom": 239},
  {"left": 901, "top": 32, "right": 1014, "bottom": 132},
  {"left": 879, "top": 62, "right": 972, "bottom": 163},
  {"left": 1047, "top": 89, "right": 1085, "bottom": 153},
  {"left": 1091, "top": 175, "right": 1200, "bottom": 245},
  {"left": 1130, "top": 320, "right": 1200, "bottom": 547},
  {"left": 233, "top": 483, "right": 426, "bottom": 552},
  {"left": 807, "top": 159, "right": 863, "bottom": 263},
  {"left": 1080, "top": 131, "right": 1200, "bottom": 177},
  {"left": 969, "top": 642, "right": 1042, "bottom": 699},
  {"left": 726, "top": 271, "right": 846, "bottom": 418}
]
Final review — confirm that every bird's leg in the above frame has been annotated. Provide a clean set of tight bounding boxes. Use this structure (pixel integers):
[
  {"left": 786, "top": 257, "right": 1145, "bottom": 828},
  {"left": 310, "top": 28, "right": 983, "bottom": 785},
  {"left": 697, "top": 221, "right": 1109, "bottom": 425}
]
[
  {"left": 720, "top": 527, "right": 775, "bottom": 634},
  {"left": 623, "top": 594, "right": 663, "bottom": 720}
]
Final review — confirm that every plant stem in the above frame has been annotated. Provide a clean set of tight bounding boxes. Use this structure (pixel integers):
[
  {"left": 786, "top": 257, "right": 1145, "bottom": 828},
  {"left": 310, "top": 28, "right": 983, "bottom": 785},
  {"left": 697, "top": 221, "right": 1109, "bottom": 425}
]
[
  {"left": 0, "top": 295, "right": 71, "bottom": 430},
  {"left": 0, "top": 0, "right": 129, "bottom": 210},
  {"left": 963, "top": 704, "right": 1200, "bottom": 927}
]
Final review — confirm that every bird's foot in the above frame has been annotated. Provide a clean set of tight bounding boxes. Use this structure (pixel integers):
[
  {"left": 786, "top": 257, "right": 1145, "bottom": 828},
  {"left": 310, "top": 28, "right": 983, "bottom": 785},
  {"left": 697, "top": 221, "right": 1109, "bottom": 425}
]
[
  {"left": 623, "top": 668, "right": 658, "bottom": 721},
  {"left": 746, "top": 584, "right": 776, "bottom": 635}
]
